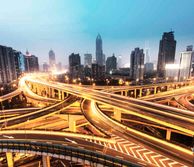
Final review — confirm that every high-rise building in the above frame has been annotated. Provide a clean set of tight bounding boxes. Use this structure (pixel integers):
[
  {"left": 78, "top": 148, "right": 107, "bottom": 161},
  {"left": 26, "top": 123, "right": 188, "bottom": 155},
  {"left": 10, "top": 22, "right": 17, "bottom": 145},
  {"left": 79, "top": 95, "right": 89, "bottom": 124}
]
[
  {"left": 56, "top": 62, "right": 62, "bottom": 71},
  {"left": 145, "top": 41, "right": 150, "bottom": 63},
  {"left": 130, "top": 48, "right": 144, "bottom": 81},
  {"left": 0, "top": 45, "right": 17, "bottom": 83},
  {"left": 43, "top": 62, "right": 49, "bottom": 72},
  {"left": 84, "top": 66, "right": 92, "bottom": 78},
  {"left": 96, "top": 34, "right": 104, "bottom": 66},
  {"left": 25, "top": 51, "right": 39, "bottom": 72},
  {"left": 144, "top": 62, "right": 154, "bottom": 73},
  {"left": 117, "top": 55, "right": 122, "bottom": 69},
  {"left": 69, "top": 53, "right": 80, "bottom": 67},
  {"left": 49, "top": 49, "right": 56, "bottom": 70},
  {"left": 145, "top": 48, "right": 150, "bottom": 63},
  {"left": 190, "top": 46, "right": 194, "bottom": 77},
  {"left": 14, "top": 51, "right": 25, "bottom": 78},
  {"left": 157, "top": 31, "right": 176, "bottom": 78},
  {"left": 69, "top": 53, "right": 81, "bottom": 79},
  {"left": 91, "top": 63, "right": 105, "bottom": 80},
  {"left": 84, "top": 53, "right": 92, "bottom": 67},
  {"left": 186, "top": 45, "right": 193, "bottom": 51},
  {"left": 178, "top": 46, "right": 194, "bottom": 81},
  {"left": 106, "top": 54, "right": 117, "bottom": 74},
  {"left": 102, "top": 54, "right": 106, "bottom": 66}
]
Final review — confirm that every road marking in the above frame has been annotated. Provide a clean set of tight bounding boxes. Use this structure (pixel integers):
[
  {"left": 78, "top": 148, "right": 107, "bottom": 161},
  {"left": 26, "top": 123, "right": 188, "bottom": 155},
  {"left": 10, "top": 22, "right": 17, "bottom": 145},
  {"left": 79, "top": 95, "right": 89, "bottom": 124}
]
[
  {"left": 159, "top": 158, "right": 170, "bottom": 167},
  {"left": 137, "top": 161, "right": 147, "bottom": 166},
  {"left": 136, "top": 148, "right": 147, "bottom": 161},
  {"left": 117, "top": 143, "right": 124, "bottom": 153},
  {"left": 168, "top": 161, "right": 179, "bottom": 167},
  {"left": 151, "top": 154, "right": 162, "bottom": 167},
  {"left": 143, "top": 151, "right": 155, "bottom": 164}
]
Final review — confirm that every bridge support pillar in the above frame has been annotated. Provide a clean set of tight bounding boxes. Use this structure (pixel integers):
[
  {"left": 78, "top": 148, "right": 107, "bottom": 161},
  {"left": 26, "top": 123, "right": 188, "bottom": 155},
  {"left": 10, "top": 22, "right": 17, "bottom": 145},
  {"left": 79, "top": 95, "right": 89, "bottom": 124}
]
[
  {"left": 52, "top": 89, "right": 55, "bottom": 98},
  {"left": 121, "top": 91, "right": 123, "bottom": 96},
  {"left": 58, "top": 90, "right": 61, "bottom": 100},
  {"left": 42, "top": 156, "right": 50, "bottom": 167},
  {"left": 113, "top": 108, "right": 121, "bottom": 121},
  {"left": 6, "top": 152, "right": 14, "bottom": 167},
  {"left": 69, "top": 116, "right": 76, "bottom": 132},
  {"left": 139, "top": 88, "right": 142, "bottom": 98},
  {"left": 154, "top": 87, "right": 157, "bottom": 94},
  {"left": 166, "top": 129, "right": 171, "bottom": 141},
  {"left": 125, "top": 90, "right": 128, "bottom": 96},
  {"left": 61, "top": 91, "right": 65, "bottom": 100},
  {"left": 134, "top": 89, "right": 137, "bottom": 98}
]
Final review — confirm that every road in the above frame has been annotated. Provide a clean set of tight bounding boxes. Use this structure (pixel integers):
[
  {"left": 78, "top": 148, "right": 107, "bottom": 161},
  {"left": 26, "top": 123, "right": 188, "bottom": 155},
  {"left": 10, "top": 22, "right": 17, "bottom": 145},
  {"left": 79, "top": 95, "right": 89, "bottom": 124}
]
[
  {"left": 2, "top": 73, "right": 193, "bottom": 166},
  {"left": 24, "top": 75, "right": 194, "bottom": 135},
  {"left": 81, "top": 99, "right": 193, "bottom": 167}
]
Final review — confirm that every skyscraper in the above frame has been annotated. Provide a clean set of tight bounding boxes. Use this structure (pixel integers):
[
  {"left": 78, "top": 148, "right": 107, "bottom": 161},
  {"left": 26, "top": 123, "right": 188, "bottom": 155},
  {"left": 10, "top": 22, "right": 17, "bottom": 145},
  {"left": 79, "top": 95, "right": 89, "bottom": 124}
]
[
  {"left": 25, "top": 53, "right": 39, "bottom": 72},
  {"left": 96, "top": 34, "right": 104, "bottom": 66},
  {"left": 84, "top": 53, "right": 92, "bottom": 67},
  {"left": 145, "top": 48, "right": 150, "bottom": 63},
  {"left": 69, "top": 53, "right": 81, "bottom": 79},
  {"left": 91, "top": 63, "right": 105, "bottom": 80},
  {"left": 178, "top": 46, "right": 194, "bottom": 81},
  {"left": 106, "top": 54, "right": 117, "bottom": 74},
  {"left": 49, "top": 49, "right": 56, "bottom": 70},
  {"left": 0, "top": 45, "right": 17, "bottom": 83},
  {"left": 130, "top": 48, "right": 144, "bottom": 81},
  {"left": 43, "top": 62, "right": 49, "bottom": 72},
  {"left": 117, "top": 55, "right": 122, "bottom": 69},
  {"left": 145, "top": 41, "right": 150, "bottom": 63},
  {"left": 157, "top": 31, "right": 176, "bottom": 78},
  {"left": 14, "top": 51, "right": 26, "bottom": 78}
]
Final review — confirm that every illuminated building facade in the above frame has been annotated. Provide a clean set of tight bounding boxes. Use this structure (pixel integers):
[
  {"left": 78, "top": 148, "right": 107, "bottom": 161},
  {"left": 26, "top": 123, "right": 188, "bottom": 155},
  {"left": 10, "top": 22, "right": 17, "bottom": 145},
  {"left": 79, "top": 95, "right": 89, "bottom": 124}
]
[{"left": 178, "top": 46, "right": 194, "bottom": 81}]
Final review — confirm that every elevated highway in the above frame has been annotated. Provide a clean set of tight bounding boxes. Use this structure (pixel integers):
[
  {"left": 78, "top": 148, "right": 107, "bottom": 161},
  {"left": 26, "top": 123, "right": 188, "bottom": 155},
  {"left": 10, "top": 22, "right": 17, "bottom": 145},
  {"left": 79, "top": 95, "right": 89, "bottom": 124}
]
[
  {"left": 81, "top": 99, "right": 193, "bottom": 167},
  {"left": 0, "top": 89, "right": 21, "bottom": 102},
  {"left": 1, "top": 74, "right": 194, "bottom": 167},
  {"left": 24, "top": 75, "right": 194, "bottom": 136}
]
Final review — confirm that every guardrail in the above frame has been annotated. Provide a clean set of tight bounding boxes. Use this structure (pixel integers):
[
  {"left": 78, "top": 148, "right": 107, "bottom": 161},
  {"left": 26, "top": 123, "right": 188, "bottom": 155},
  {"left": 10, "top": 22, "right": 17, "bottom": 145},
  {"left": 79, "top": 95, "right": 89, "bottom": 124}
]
[{"left": 0, "top": 140, "right": 139, "bottom": 167}]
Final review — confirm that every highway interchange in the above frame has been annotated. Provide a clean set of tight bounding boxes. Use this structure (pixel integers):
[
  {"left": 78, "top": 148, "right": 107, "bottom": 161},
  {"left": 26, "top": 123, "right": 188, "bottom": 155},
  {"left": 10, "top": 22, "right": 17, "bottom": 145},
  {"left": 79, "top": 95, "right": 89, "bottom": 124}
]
[{"left": 0, "top": 73, "right": 194, "bottom": 167}]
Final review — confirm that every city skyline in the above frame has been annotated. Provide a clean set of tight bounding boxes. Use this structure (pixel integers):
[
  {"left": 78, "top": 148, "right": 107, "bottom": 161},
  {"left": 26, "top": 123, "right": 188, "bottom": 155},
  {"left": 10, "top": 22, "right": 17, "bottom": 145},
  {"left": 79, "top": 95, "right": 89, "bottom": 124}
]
[{"left": 0, "top": 0, "right": 194, "bottom": 66}]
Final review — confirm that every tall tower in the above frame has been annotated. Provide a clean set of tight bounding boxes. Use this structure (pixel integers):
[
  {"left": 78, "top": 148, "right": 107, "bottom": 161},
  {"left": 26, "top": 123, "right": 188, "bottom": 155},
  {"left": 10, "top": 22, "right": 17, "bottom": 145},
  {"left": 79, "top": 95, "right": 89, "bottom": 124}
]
[
  {"left": 145, "top": 41, "right": 150, "bottom": 63},
  {"left": 49, "top": 49, "right": 56, "bottom": 70},
  {"left": 96, "top": 34, "right": 104, "bottom": 66},
  {"left": 157, "top": 31, "right": 176, "bottom": 78}
]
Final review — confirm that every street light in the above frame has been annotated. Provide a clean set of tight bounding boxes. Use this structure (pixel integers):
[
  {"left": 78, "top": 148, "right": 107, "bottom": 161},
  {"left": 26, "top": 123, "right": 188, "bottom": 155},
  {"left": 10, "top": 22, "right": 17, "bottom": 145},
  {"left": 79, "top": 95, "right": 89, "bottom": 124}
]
[
  {"left": 153, "top": 78, "right": 156, "bottom": 83},
  {"left": 119, "top": 79, "right": 123, "bottom": 86},
  {"left": 125, "top": 81, "right": 129, "bottom": 86}
]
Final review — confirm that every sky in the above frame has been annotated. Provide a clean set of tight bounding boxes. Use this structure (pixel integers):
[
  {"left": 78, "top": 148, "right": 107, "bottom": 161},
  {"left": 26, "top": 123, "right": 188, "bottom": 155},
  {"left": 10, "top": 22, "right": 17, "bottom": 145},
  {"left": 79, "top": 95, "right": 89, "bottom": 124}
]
[{"left": 0, "top": 0, "right": 194, "bottom": 67}]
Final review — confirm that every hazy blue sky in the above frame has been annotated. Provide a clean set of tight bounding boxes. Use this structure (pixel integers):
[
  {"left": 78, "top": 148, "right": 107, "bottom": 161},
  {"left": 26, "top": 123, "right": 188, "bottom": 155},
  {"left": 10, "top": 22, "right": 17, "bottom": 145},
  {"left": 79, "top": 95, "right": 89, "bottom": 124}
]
[{"left": 0, "top": 0, "right": 194, "bottom": 66}]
